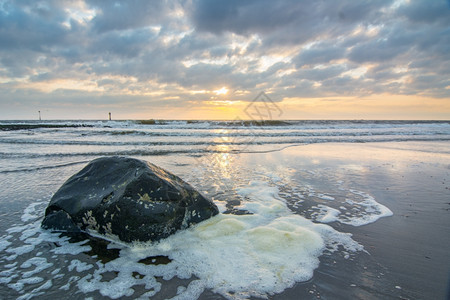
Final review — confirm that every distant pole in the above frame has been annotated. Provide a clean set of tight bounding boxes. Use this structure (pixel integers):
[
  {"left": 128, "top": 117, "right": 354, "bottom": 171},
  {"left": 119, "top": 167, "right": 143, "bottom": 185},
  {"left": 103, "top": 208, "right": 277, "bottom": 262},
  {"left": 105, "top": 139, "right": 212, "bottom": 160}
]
[
  {"left": 109, "top": 112, "right": 111, "bottom": 121},
  {"left": 38, "top": 111, "right": 41, "bottom": 121}
]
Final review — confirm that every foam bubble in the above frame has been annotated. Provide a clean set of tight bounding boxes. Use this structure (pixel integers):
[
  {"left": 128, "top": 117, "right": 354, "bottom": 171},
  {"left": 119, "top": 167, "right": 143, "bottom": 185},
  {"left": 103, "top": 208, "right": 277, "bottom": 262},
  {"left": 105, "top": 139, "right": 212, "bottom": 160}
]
[
  {"left": 17, "top": 276, "right": 45, "bottom": 285},
  {"left": 68, "top": 259, "right": 93, "bottom": 272},
  {"left": 313, "top": 205, "right": 341, "bottom": 223},
  {"left": 139, "top": 181, "right": 360, "bottom": 298},
  {"left": 50, "top": 239, "right": 91, "bottom": 255},
  {"left": 2, "top": 176, "right": 369, "bottom": 300},
  {"left": 21, "top": 201, "right": 47, "bottom": 222},
  {"left": 16, "top": 279, "right": 52, "bottom": 300},
  {"left": 7, "top": 224, "right": 29, "bottom": 234},
  {"left": 48, "top": 179, "right": 362, "bottom": 299},
  {"left": 345, "top": 189, "right": 393, "bottom": 226},
  {"left": 0, "top": 276, "right": 13, "bottom": 284},
  {"left": 0, "top": 266, "right": 18, "bottom": 278},
  {"left": 317, "top": 194, "right": 335, "bottom": 201},
  {"left": 307, "top": 186, "right": 393, "bottom": 227},
  {"left": 0, "top": 238, "right": 12, "bottom": 252},
  {"left": 20, "top": 257, "right": 53, "bottom": 278},
  {"left": 159, "top": 214, "right": 324, "bottom": 297},
  {"left": 6, "top": 244, "right": 35, "bottom": 256},
  {"left": 0, "top": 203, "right": 95, "bottom": 296}
]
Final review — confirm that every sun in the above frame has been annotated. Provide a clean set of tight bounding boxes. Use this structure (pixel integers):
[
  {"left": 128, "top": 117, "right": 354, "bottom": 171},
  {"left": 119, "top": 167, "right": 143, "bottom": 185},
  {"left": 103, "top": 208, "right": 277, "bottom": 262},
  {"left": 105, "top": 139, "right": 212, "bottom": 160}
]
[{"left": 214, "top": 87, "right": 229, "bottom": 95}]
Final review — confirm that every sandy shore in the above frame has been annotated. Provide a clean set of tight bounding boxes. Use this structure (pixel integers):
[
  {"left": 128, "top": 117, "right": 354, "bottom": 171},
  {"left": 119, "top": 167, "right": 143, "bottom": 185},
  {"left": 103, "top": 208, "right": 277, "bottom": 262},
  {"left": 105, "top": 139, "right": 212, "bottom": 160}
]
[
  {"left": 138, "top": 141, "right": 450, "bottom": 299},
  {"left": 0, "top": 141, "right": 449, "bottom": 299},
  {"left": 233, "top": 141, "right": 450, "bottom": 299}
]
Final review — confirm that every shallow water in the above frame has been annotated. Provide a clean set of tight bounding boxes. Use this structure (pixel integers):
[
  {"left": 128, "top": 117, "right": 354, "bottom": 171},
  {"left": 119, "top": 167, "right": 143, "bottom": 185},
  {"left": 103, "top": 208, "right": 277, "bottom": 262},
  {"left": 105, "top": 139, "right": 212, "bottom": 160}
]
[{"left": 1, "top": 121, "right": 449, "bottom": 299}]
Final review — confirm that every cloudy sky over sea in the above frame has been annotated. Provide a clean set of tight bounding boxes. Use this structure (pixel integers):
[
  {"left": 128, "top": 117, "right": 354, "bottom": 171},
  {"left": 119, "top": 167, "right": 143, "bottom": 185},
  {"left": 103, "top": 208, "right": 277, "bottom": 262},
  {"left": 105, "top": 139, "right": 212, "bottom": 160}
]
[{"left": 0, "top": 0, "right": 449, "bottom": 120}]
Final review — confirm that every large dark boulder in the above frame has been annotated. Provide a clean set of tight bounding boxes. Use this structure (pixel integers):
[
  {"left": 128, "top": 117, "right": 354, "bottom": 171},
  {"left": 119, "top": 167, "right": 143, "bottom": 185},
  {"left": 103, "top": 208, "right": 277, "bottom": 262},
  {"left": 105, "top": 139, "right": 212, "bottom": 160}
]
[{"left": 42, "top": 157, "right": 219, "bottom": 243}]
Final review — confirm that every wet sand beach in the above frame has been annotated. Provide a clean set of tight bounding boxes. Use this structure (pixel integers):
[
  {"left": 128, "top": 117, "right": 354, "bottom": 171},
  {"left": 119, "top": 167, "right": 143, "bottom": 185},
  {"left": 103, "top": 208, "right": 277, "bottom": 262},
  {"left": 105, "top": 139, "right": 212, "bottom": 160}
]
[
  {"left": 0, "top": 121, "right": 449, "bottom": 299},
  {"left": 255, "top": 142, "right": 450, "bottom": 299}
]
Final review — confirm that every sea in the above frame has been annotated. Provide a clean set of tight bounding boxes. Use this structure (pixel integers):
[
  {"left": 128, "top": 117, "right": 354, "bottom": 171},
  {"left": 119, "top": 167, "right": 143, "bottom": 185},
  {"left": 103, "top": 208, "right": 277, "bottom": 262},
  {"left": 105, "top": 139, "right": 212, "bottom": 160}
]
[{"left": 0, "top": 120, "right": 449, "bottom": 299}]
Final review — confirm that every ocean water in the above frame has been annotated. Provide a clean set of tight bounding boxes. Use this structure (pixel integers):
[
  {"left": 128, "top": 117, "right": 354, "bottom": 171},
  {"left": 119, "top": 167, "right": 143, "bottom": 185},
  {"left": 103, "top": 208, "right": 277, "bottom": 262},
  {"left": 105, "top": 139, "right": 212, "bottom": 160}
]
[
  {"left": 0, "top": 120, "right": 449, "bottom": 299},
  {"left": 1, "top": 120, "right": 449, "bottom": 165}
]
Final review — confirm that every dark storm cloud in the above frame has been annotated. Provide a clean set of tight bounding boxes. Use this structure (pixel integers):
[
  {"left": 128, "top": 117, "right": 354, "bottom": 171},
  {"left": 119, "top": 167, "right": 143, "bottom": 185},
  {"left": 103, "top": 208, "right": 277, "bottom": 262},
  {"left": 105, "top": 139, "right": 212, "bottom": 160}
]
[
  {"left": 397, "top": 0, "right": 450, "bottom": 25},
  {"left": 86, "top": 0, "right": 168, "bottom": 33},
  {"left": 191, "top": 0, "right": 301, "bottom": 35},
  {"left": 190, "top": 0, "right": 392, "bottom": 37},
  {"left": 89, "top": 28, "right": 158, "bottom": 58},
  {"left": 0, "top": 1, "right": 68, "bottom": 51}
]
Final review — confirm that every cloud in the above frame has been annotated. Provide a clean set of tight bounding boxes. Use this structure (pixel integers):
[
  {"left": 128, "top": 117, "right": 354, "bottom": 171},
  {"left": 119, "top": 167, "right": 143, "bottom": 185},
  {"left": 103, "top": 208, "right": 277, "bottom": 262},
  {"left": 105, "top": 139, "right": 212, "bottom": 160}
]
[
  {"left": 397, "top": 0, "right": 450, "bottom": 25},
  {"left": 86, "top": 0, "right": 167, "bottom": 33},
  {"left": 294, "top": 43, "right": 346, "bottom": 67},
  {"left": 191, "top": 0, "right": 301, "bottom": 35},
  {"left": 190, "top": 0, "right": 393, "bottom": 45},
  {"left": 89, "top": 28, "right": 158, "bottom": 58},
  {"left": 0, "top": 0, "right": 449, "bottom": 120}
]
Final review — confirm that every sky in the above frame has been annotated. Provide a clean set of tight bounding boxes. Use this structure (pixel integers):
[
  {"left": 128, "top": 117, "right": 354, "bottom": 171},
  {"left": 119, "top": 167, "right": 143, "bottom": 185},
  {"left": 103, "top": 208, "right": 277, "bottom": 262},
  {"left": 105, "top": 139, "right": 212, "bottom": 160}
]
[{"left": 0, "top": 0, "right": 449, "bottom": 120}]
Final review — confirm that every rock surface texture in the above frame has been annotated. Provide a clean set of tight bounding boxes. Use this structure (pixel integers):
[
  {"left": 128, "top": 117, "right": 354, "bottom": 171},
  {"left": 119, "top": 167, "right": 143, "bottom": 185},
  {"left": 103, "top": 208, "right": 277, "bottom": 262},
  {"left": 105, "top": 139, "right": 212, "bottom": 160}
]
[{"left": 42, "top": 156, "right": 219, "bottom": 243}]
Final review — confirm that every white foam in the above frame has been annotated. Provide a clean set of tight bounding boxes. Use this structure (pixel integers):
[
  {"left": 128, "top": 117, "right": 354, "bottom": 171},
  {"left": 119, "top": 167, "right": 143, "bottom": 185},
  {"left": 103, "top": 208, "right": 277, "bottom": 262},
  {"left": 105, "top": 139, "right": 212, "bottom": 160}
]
[
  {"left": 78, "top": 268, "right": 144, "bottom": 299},
  {"left": 21, "top": 202, "right": 46, "bottom": 222},
  {"left": 2, "top": 176, "right": 369, "bottom": 300},
  {"left": 16, "top": 279, "right": 52, "bottom": 300},
  {"left": 0, "top": 267, "right": 18, "bottom": 278},
  {"left": 50, "top": 239, "right": 91, "bottom": 255},
  {"left": 156, "top": 215, "right": 324, "bottom": 297},
  {"left": 59, "top": 282, "right": 70, "bottom": 291},
  {"left": 8, "top": 281, "right": 25, "bottom": 292},
  {"left": 0, "top": 208, "right": 93, "bottom": 296},
  {"left": 308, "top": 187, "right": 393, "bottom": 227},
  {"left": 68, "top": 259, "right": 93, "bottom": 272},
  {"left": 20, "top": 225, "right": 40, "bottom": 241},
  {"left": 313, "top": 205, "right": 341, "bottom": 223},
  {"left": 170, "top": 280, "right": 204, "bottom": 300},
  {"left": 6, "top": 224, "right": 29, "bottom": 234},
  {"left": 345, "top": 189, "right": 393, "bottom": 226},
  {"left": 4, "top": 262, "right": 17, "bottom": 268},
  {"left": 0, "top": 238, "right": 12, "bottom": 252},
  {"left": 20, "top": 257, "right": 53, "bottom": 278},
  {"left": 17, "top": 276, "right": 45, "bottom": 285},
  {"left": 51, "top": 268, "right": 61, "bottom": 275},
  {"left": 6, "top": 244, "right": 35, "bottom": 256},
  {"left": 37, "top": 179, "right": 359, "bottom": 299},
  {"left": 0, "top": 276, "right": 13, "bottom": 284},
  {"left": 59, "top": 276, "right": 80, "bottom": 291},
  {"left": 317, "top": 194, "right": 335, "bottom": 201}
]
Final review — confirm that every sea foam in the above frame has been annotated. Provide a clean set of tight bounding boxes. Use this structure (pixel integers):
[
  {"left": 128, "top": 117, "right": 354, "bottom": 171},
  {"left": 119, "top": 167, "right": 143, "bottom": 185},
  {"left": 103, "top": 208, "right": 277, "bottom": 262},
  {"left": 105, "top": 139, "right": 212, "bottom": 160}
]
[
  {"left": 71, "top": 179, "right": 362, "bottom": 299},
  {"left": 0, "top": 179, "right": 365, "bottom": 299}
]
